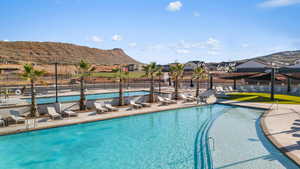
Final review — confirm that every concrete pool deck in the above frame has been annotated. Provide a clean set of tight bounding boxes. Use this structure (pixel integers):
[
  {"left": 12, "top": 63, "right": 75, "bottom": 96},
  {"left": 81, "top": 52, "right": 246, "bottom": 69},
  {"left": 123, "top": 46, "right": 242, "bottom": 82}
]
[
  {"left": 0, "top": 100, "right": 203, "bottom": 136},
  {"left": 219, "top": 99, "right": 300, "bottom": 167}
]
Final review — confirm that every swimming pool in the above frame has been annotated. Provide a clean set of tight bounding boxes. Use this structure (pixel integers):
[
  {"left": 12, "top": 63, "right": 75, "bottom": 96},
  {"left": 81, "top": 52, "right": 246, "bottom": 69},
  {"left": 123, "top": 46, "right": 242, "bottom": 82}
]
[
  {"left": 0, "top": 104, "right": 296, "bottom": 169},
  {"left": 23, "top": 91, "right": 149, "bottom": 104}
]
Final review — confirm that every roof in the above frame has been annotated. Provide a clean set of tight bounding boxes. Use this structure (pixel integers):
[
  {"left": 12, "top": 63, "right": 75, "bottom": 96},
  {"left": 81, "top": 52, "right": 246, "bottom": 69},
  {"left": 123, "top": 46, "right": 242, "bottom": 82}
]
[
  {"left": 218, "top": 73, "right": 258, "bottom": 80},
  {"left": 236, "top": 60, "right": 267, "bottom": 69}
]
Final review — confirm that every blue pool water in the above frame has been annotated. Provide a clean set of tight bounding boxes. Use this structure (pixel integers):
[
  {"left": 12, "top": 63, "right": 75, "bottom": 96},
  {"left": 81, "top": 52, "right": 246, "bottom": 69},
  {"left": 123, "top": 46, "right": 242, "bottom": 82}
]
[
  {"left": 24, "top": 91, "right": 149, "bottom": 104},
  {"left": 0, "top": 105, "right": 296, "bottom": 169}
]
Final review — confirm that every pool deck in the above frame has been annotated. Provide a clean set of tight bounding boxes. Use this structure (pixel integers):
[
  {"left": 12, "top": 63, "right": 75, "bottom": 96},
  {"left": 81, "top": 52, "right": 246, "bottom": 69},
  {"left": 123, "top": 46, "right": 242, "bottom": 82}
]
[
  {"left": 219, "top": 99, "right": 300, "bottom": 167},
  {"left": 0, "top": 100, "right": 203, "bottom": 136}
]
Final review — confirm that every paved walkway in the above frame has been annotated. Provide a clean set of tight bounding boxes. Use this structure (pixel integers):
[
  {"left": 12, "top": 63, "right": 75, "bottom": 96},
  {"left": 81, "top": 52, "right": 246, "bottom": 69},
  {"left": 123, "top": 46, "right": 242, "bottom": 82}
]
[
  {"left": 219, "top": 99, "right": 300, "bottom": 166},
  {"left": 0, "top": 100, "right": 202, "bottom": 136}
]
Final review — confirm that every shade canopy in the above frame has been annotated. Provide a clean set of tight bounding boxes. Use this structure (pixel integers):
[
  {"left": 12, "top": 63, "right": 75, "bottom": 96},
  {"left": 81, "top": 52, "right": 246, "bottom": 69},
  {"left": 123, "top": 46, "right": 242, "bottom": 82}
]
[
  {"left": 218, "top": 73, "right": 258, "bottom": 80},
  {"left": 247, "top": 73, "right": 286, "bottom": 81},
  {"left": 281, "top": 73, "right": 300, "bottom": 80},
  {"left": 280, "top": 63, "right": 300, "bottom": 73}
]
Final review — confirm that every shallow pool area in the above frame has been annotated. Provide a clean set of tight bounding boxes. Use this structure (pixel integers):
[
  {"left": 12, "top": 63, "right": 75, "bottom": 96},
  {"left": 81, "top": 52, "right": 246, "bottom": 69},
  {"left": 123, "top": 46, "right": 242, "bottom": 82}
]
[
  {"left": 23, "top": 91, "right": 149, "bottom": 104},
  {"left": 0, "top": 104, "right": 297, "bottom": 169},
  {"left": 210, "top": 106, "right": 299, "bottom": 169}
]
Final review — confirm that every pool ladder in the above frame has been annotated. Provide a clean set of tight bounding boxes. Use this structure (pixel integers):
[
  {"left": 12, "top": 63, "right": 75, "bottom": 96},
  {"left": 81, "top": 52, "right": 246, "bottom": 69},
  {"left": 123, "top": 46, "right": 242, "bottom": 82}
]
[
  {"left": 208, "top": 137, "right": 215, "bottom": 151},
  {"left": 25, "top": 118, "right": 36, "bottom": 129}
]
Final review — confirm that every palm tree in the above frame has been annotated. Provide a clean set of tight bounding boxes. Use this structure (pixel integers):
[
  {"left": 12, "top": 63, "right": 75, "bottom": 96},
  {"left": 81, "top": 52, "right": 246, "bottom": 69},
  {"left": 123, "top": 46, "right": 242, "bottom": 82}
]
[
  {"left": 157, "top": 68, "right": 163, "bottom": 94},
  {"left": 76, "top": 60, "right": 95, "bottom": 110},
  {"left": 143, "top": 62, "right": 160, "bottom": 103},
  {"left": 169, "top": 63, "right": 185, "bottom": 100},
  {"left": 193, "top": 65, "right": 208, "bottom": 97},
  {"left": 21, "top": 64, "right": 45, "bottom": 117},
  {"left": 113, "top": 66, "right": 128, "bottom": 106}
]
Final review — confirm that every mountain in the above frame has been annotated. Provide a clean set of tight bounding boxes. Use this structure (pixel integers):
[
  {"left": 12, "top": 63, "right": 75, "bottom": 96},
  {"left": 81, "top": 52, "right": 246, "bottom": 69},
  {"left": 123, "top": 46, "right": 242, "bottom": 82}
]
[
  {"left": 238, "top": 50, "right": 300, "bottom": 67},
  {"left": 0, "top": 41, "right": 141, "bottom": 65}
]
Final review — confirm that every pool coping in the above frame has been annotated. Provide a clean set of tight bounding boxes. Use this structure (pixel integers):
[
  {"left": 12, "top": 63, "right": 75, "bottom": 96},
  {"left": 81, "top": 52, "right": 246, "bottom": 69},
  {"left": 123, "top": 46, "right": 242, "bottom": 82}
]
[
  {"left": 0, "top": 102, "right": 209, "bottom": 137},
  {"left": 218, "top": 100, "right": 300, "bottom": 167}
]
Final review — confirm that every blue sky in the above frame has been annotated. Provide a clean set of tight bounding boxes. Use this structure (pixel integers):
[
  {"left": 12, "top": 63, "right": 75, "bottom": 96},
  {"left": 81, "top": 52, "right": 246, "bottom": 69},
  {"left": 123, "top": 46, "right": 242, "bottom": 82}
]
[{"left": 1, "top": 0, "right": 300, "bottom": 64}]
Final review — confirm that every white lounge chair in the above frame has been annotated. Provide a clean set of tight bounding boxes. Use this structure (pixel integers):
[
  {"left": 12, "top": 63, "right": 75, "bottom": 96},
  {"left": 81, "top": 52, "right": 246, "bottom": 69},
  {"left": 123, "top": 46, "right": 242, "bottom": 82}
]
[
  {"left": 9, "top": 114, "right": 25, "bottom": 124},
  {"left": 63, "top": 110, "right": 78, "bottom": 117},
  {"left": 157, "top": 96, "right": 170, "bottom": 105},
  {"left": 179, "top": 94, "right": 194, "bottom": 102},
  {"left": 164, "top": 97, "right": 177, "bottom": 104},
  {"left": 240, "top": 86, "right": 247, "bottom": 92},
  {"left": 129, "top": 100, "right": 142, "bottom": 109},
  {"left": 104, "top": 104, "right": 119, "bottom": 111},
  {"left": 138, "top": 102, "right": 151, "bottom": 107},
  {"left": 291, "top": 88, "right": 299, "bottom": 94},
  {"left": 186, "top": 93, "right": 197, "bottom": 101},
  {"left": 228, "top": 86, "right": 235, "bottom": 92},
  {"left": 94, "top": 103, "right": 109, "bottom": 113},
  {"left": 47, "top": 107, "right": 63, "bottom": 120},
  {"left": 0, "top": 115, "right": 5, "bottom": 127},
  {"left": 0, "top": 119, "right": 4, "bottom": 127}
]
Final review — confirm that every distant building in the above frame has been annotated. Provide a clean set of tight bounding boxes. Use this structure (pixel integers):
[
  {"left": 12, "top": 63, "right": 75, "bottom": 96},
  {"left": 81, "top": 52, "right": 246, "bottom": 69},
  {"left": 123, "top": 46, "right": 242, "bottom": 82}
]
[
  {"left": 0, "top": 64, "right": 21, "bottom": 74},
  {"left": 184, "top": 61, "right": 204, "bottom": 71},
  {"left": 235, "top": 60, "right": 269, "bottom": 72}
]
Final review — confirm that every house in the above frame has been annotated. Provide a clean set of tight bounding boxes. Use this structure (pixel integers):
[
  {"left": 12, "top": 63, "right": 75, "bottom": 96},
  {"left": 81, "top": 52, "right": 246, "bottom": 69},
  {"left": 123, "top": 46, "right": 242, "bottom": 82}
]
[
  {"left": 0, "top": 64, "right": 21, "bottom": 74},
  {"left": 235, "top": 60, "right": 269, "bottom": 73},
  {"left": 184, "top": 61, "right": 204, "bottom": 71}
]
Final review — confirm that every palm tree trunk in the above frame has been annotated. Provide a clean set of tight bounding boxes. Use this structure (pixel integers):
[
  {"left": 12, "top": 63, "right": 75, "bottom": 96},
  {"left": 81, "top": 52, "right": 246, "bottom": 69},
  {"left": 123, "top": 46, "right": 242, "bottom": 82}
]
[
  {"left": 150, "top": 76, "right": 154, "bottom": 103},
  {"left": 79, "top": 76, "right": 86, "bottom": 110},
  {"left": 175, "top": 76, "right": 179, "bottom": 100},
  {"left": 119, "top": 78, "right": 124, "bottom": 106},
  {"left": 30, "top": 79, "right": 39, "bottom": 117},
  {"left": 196, "top": 78, "right": 200, "bottom": 97},
  {"left": 158, "top": 75, "right": 161, "bottom": 94}
]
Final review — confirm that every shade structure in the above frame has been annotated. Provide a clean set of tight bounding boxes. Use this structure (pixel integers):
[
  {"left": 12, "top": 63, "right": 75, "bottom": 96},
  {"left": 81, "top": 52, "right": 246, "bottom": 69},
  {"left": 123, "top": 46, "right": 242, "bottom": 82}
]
[
  {"left": 247, "top": 73, "right": 286, "bottom": 81},
  {"left": 218, "top": 73, "right": 258, "bottom": 80},
  {"left": 281, "top": 73, "right": 300, "bottom": 80},
  {"left": 280, "top": 63, "right": 300, "bottom": 73}
]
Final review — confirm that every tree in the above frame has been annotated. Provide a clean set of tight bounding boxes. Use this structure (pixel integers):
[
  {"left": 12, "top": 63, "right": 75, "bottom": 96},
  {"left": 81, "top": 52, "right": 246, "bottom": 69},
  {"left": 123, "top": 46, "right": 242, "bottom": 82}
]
[
  {"left": 113, "top": 66, "right": 128, "bottom": 106},
  {"left": 193, "top": 65, "right": 208, "bottom": 97},
  {"left": 143, "top": 62, "right": 160, "bottom": 103},
  {"left": 169, "top": 63, "right": 185, "bottom": 100},
  {"left": 21, "top": 64, "right": 45, "bottom": 117},
  {"left": 76, "top": 60, "right": 95, "bottom": 110},
  {"left": 157, "top": 68, "right": 163, "bottom": 94}
]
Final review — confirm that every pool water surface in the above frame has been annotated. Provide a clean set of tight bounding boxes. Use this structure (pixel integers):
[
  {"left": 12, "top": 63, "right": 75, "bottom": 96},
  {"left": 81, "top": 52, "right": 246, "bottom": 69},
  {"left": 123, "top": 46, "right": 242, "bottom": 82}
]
[
  {"left": 0, "top": 104, "right": 296, "bottom": 169},
  {"left": 24, "top": 91, "right": 149, "bottom": 104}
]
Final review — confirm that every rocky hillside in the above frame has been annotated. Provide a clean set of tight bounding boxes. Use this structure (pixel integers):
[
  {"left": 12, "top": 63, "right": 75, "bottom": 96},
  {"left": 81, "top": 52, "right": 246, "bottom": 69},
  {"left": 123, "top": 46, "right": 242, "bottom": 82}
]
[
  {"left": 240, "top": 50, "right": 300, "bottom": 66},
  {"left": 0, "top": 41, "right": 140, "bottom": 65}
]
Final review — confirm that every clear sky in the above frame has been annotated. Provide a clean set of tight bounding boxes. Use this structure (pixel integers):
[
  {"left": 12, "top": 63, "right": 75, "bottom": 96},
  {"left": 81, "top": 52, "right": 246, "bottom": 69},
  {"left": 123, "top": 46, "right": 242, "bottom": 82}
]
[{"left": 1, "top": 0, "right": 300, "bottom": 64}]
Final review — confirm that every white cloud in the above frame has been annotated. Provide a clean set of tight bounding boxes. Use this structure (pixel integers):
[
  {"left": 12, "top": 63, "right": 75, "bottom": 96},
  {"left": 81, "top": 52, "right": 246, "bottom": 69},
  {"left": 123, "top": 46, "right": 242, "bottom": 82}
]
[
  {"left": 112, "top": 34, "right": 123, "bottom": 41},
  {"left": 242, "top": 43, "right": 250, "bottom": 48},
  {"left": 176, "top": 49, "right": 190, "bottom": 54},
  {"left": 193, "top": 11, "right": 200, "bottom": 17},
  {"left": 3, "top": 39, "right": 9, "bottom": 42},
  {"left": 128, "top": 42, "right": 137, "bottom": 47},
  {"left": 166, "top": 1, "right": 183, "bottom": 12},
  {"left": 205, "top": 38, "right": 220, "bottom": 50},
  {"left": 147, "top": 44, "right": 165, "bottom": 50},
  {"left": 208, "top": 51, "right": 220, "bottom": 55},
  {"left": 89, "top": 36, "right": 103, "bottom": 43},
  {"left": 258, "top": 0, "right": 300, "bottom": 8}
]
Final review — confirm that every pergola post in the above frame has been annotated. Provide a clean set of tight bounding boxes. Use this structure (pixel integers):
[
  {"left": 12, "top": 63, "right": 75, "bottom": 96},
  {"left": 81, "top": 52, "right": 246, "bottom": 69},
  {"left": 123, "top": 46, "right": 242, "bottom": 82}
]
[
  {"left": 287, "top": 77, "right": 291, "bottom": 93},
  {"left": 209, "top": 74, "right": 213, "bottom": 90},
  {"left": 271, "top": 68, "right": 275, "bottom": 101},
  {"left": 233, "top": 79, "right": 237, "bottom": 90},
  {"left": 55, "top": 62, "right": 58, "bottom": 103}
]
